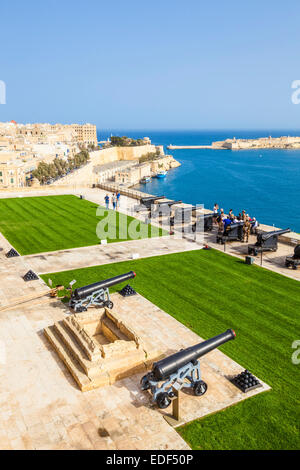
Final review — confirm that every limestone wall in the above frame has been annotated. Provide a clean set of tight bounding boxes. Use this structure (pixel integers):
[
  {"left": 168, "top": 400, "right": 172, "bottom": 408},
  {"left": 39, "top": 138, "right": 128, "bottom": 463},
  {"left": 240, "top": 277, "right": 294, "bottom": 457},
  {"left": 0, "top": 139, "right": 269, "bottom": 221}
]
[
  {"left": 91, "top": 144, "right": 160, "bottom": 165},
  {"left": 53, "top": 144, "right": 159, "bottom": 185}
]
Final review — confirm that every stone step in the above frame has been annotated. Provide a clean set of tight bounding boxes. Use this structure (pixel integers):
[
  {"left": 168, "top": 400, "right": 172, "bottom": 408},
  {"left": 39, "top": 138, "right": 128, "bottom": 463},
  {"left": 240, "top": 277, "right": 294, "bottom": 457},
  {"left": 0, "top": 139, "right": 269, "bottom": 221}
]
[
  {"left": 53, "top": 321, "right": 101, "bottom": 378},
  {"left": 44, "top": 325, "right": 92, "bottom": 392},
  {"left": 63, "top": 317, "right": 102, "bottom": 361}
]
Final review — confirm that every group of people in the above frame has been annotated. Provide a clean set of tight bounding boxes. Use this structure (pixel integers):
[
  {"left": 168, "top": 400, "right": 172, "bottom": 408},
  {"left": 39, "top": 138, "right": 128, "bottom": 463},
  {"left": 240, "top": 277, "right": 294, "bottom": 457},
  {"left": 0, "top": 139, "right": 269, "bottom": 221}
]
[
  {"left": 104, "top": 192, "right": 121, "bottom": 210},
  {"left": 213, "top": 203, "right": 258, "bottom": 242}
]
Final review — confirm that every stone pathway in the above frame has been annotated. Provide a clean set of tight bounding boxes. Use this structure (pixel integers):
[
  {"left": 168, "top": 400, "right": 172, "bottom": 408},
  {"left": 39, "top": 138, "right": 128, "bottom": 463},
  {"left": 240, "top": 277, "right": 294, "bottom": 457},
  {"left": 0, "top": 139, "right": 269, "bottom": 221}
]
[{"left": 24, "top": 235, "right": 202, "bottom": 275}]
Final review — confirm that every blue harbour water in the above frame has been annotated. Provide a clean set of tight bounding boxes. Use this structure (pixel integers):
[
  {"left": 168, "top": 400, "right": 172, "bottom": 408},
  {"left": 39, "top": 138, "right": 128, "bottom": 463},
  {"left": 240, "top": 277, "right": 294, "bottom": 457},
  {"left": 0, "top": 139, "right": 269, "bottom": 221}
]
[{"left": 99, "top": 130, "right": 300, "bottom": 232}]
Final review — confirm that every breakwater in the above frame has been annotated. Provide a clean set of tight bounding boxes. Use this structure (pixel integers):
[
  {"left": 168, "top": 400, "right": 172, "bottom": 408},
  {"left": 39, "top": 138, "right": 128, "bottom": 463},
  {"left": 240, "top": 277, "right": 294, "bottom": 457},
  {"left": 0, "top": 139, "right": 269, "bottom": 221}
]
[{"left": 167, "top": 144, "right": 217, "bottom": 150}]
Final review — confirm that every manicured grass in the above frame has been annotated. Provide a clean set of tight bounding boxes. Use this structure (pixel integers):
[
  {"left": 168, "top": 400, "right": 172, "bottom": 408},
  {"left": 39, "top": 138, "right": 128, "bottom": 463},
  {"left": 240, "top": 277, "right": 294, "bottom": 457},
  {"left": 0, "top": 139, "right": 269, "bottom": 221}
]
[
  {"left": 41, "top": 249, "right": 300, "bottom": 450},
  {"left": 0, "top": 195, "right": 166, "bottom": 255}
]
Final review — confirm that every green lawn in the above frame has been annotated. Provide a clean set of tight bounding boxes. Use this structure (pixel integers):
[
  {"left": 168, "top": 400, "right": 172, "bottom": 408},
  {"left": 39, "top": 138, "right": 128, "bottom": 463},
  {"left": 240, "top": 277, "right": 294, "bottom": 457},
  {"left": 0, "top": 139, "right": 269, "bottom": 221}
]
[
  {"left": 41, "top": 249, "right": 300, "bottom": 450},
  {"left": 0, "top": 195, "right": 166, "bottom": 255}
]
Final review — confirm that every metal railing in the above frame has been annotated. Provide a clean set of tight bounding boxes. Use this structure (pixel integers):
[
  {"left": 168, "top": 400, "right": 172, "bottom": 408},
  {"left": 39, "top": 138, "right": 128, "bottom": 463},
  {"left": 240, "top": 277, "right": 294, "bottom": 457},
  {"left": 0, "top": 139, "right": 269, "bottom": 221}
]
[{"left": 95, "top": 182, "right": 154, "bottom": 201}]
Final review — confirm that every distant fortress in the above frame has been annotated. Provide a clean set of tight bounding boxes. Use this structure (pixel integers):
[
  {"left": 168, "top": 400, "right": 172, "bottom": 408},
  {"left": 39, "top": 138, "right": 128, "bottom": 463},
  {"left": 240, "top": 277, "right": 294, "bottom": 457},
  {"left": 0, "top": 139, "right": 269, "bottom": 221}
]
[{"left": 168, "top": 135, "right": 300, "bottom": 150}]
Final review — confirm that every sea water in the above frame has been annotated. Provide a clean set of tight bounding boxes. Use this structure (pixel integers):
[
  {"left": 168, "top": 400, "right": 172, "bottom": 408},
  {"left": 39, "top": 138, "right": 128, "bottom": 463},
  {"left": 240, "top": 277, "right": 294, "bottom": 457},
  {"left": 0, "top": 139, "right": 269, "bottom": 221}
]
[{"left": 98, "top": 130, "right": 300, "bottom": 232}]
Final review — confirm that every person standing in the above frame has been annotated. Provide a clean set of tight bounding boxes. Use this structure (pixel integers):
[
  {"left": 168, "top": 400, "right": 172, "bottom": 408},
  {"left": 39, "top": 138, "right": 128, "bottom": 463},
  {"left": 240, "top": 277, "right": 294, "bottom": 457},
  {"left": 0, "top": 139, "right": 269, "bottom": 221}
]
[
  {"left": 104, "top": 194, "right": 109, "bottom": 210},
  {"left": 213, "top": 203, "right": 219, "bottom": 224},
  {"left": 112, "top": 193, "right": 116, "bottom": 210},
  {"left": 116, "top": 191, "right": 121, "bottom": 209},
  {"left": 243, "top": 217, "right": 251, "bottom": 242},
  {"left": 217, "top": 216, "right": 224, "bottom": 235}
]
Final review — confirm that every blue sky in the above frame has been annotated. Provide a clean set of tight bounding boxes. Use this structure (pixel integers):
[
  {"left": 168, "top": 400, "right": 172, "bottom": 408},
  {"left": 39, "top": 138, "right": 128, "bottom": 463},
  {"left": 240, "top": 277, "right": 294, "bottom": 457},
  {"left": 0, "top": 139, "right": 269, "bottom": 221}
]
[{"left": 1, "top": 0, "right": 300, "bottom": 129}]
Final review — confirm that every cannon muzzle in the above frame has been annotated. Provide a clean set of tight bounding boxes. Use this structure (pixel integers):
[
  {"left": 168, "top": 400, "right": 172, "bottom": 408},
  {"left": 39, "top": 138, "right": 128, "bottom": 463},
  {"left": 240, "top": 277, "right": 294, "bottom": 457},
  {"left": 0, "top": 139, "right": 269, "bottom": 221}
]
[
  {"left": 72, "top": 271, "right": 136, "bottom": 300},
  {"left": 260, "top": 228, "right": 290, "bottom": 241},
  {"left": 151, "top": 329, "right": 236, "bottom": 381}
]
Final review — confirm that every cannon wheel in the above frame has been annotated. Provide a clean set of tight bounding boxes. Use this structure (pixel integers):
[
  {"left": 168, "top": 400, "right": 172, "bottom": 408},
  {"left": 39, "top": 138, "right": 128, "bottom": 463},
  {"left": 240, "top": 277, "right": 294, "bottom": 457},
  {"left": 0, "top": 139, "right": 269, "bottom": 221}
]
[
  {"left": 140, "top": 375, "right": 150, "bottom": 391},
  {"left": 76, "top": 306, "right": 87, "bottom": 312},
  {"left": 156, "top": 392, "right": 171, "bottom": 409},
  {"left": 105, "top": 301, "right": 114, "bottom": 309},
  {"left": 193, "top": 380, "right": 208, "bottom": 397}
]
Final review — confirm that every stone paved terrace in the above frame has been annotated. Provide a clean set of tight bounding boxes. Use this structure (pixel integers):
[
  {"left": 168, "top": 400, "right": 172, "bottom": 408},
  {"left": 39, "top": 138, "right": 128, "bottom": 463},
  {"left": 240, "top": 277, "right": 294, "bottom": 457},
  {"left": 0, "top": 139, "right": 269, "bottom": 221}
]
[{"left": 0, "top": 246, "right": 270, "bottom": 450}]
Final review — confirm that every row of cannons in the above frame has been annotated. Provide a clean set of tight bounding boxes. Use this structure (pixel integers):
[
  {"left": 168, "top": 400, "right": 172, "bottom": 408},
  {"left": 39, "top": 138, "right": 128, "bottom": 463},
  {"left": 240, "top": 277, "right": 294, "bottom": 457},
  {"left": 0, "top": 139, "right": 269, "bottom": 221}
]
[
  {"left": 135, "top": 196, "right": 300, "bottom": 269},
  {"left": 135, "top": 195, "right": 214, "bottom": 233},
  {"left": 66, "top": 271, "right": 262, "bottom": 408}
]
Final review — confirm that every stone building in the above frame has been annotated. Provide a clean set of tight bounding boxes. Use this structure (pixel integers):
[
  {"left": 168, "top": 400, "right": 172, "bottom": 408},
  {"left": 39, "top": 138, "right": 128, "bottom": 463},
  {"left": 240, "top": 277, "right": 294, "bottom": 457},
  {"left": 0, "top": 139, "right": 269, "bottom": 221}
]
[
  {"left": 0, "top": 161, "right": 29, "bottom": 188},
  {"left": 115, "top": 163, "right": 151, "bottom": 186}
]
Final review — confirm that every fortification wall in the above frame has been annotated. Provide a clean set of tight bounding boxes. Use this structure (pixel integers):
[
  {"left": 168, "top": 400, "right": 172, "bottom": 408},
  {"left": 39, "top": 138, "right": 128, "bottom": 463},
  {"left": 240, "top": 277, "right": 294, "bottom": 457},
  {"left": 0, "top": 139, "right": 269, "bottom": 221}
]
[
  {"left": 90, "top": 144, "right": 160, "bottom": 165},
  {"left": 53, "top": 144, "right": 159, "bottom": 185}
]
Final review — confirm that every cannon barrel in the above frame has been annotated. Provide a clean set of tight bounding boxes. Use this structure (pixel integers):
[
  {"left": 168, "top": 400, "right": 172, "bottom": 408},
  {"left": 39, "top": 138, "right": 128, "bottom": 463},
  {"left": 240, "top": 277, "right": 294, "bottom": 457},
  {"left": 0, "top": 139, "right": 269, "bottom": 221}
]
[
  {"left": 175, "top": 206, "right": 197, "bottom": 213},
  {"left": 198, "top": 213, "right": 214, "bottom": 219},
  {"left": 72, "top": 271, "right": 136, "bottom": 300},
  {"left": 151, "top": 329, "right": 236, "bottom": 381},
  {"left": 140, "top": 196, "right": 165, "bottom": 204},
  {"left": 154, "top": 200, "right": 183, "bottom": 207},
  {"left": 260, "top": 228, "right": 290, "bottom": 241}
]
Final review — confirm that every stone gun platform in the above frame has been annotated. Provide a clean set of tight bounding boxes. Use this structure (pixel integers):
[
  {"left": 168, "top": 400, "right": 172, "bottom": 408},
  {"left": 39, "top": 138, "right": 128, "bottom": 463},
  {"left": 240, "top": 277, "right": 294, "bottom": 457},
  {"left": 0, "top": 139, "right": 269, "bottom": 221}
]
[{"left": 44, "top": 307, "right": 160, "bottom": 392}]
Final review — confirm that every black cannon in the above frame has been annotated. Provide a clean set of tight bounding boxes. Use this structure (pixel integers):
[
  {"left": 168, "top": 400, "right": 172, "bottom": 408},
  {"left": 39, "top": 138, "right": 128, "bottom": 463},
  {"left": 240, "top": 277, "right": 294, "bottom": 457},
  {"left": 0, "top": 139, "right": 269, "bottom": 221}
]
[
  {"left": 192, "top": 213, "right": 214, "bottom": 232},
  {"left": 216, "top": 222, "right": 244, "bottom": 244},
  {"left": 69, "top": 271, "right": 136, "bottom": 312},
  {"left": 150, "top": 200, "right": 182, "bottom": 219},
  {"left": 169, "top": 206, "right": 195, "bottom": 227},
  {"left": 285, "top": 244, "right": 300, "bottom": 270},
  {"left": 248, "top": 228, "right": 290, "bottom": 256},
  {"left": 141, "top": 329, "right": 236, "bottom": 409},
  {"left": 135, "top": 196, "right": 165, "bottom": 212}
]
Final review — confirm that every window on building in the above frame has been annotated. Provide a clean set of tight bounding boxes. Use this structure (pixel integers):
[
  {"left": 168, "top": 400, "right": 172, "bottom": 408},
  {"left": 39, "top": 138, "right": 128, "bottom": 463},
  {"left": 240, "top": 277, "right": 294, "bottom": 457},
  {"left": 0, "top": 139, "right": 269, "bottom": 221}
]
[{"left": 10, "top": 178, "right": 14, "bottom": 184}]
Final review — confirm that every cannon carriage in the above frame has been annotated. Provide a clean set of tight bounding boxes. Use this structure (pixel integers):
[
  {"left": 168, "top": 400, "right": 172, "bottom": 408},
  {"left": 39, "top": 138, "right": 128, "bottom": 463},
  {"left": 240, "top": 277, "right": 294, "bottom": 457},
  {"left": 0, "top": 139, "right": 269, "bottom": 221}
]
[
  {"left": 248, "top": 228, "right": 290, "bottom": 256},
  {"left": 69, "top": 271, "right": 136, "bottom": 312},
  {"left": 150, "top": 200, "right": 182, "bottom": 219},
  {"left": 216, "top": 222, "right": 244, "bottom": 244},
  {"left": 141, "top": 329, "right": 236, "bottom": 409},
  {"left": 191, "top": 213, "right": 214, "bottom": 233},
  {"left": 285, "top": 244, "right": 300, "bottom": 270},
  {"left": 170, "top": 206, "right": 196, "bottom": 227}
]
